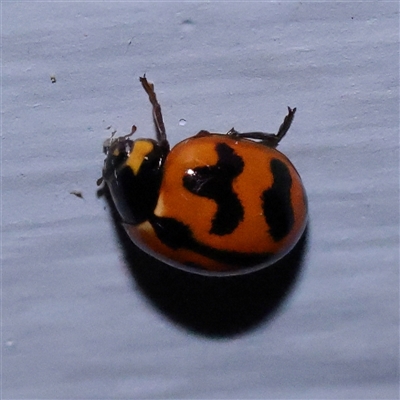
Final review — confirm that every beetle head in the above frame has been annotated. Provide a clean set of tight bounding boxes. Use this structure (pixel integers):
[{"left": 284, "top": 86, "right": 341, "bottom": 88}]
[{"left": 102, "top": 130, "right": 169, "bottom": 225}]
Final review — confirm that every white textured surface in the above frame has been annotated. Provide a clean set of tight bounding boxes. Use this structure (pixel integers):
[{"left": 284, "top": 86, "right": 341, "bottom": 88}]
[{"left": 2, "top": 2, "right": 399, "bottom": 399}]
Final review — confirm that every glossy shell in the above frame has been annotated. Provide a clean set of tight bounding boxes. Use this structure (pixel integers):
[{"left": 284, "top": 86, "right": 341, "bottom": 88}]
[{"left": 123, "top": 133, "right": 307, "bottom": 275}]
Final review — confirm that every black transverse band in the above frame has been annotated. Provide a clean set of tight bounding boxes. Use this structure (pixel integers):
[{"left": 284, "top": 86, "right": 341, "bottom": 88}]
[
  {"left": 182, "top": 143, "right": 244, "bottom": 235},
  {"left": 261, "top": 158, "right": 294, "bottom": 241}
]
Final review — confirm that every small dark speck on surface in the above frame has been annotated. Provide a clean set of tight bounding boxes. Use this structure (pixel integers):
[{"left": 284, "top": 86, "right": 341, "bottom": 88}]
[{"left": 70, "top": 190, "right": 84, "bottom": 199}]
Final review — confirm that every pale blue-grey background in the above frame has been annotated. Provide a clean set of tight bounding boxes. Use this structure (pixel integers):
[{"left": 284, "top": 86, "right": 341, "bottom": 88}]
[{"left": 2, "top": 2, "right": 399, "bottom": 399}]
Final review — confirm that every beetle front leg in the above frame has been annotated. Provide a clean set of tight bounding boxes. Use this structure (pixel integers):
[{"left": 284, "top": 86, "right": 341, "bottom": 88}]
[
  {"left": 227, "top": 107, "right": 296, "bottom": 148},
  {"left": 140, "top": 75, "right": 168, "bottom": 145}
]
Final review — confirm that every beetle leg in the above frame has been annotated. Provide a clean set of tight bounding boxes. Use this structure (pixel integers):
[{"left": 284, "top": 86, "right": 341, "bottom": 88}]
[
  {"left": 226, "top": 127, "right": 240, "bottom": 135},
  {"left": 227, "top": 107, "right": 296, "bottom": 148},
  {"left": 273, "top": 106, "right": 297, "bottom": 144},
  {"left": 139, "top": 75, "right": 168, "bottom": 146},
  {"left": 123, "top": 125, "right": 137, "bottom": 139},
  {"left": 194, "top": 130, "right": 212, "bottom": 138}
]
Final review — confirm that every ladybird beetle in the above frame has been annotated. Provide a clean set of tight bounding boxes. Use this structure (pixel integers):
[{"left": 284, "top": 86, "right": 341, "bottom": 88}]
[{"left": 100, "top": 76, "right": 307, "bottom": 276}]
